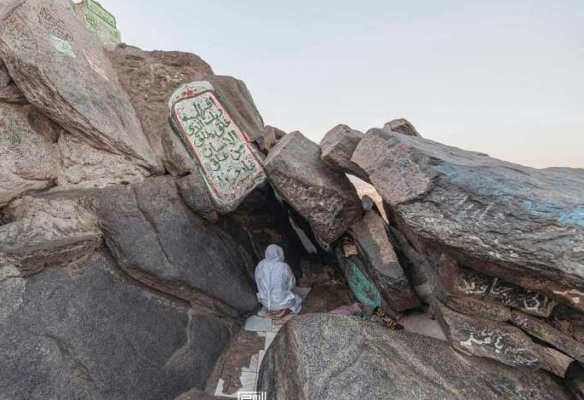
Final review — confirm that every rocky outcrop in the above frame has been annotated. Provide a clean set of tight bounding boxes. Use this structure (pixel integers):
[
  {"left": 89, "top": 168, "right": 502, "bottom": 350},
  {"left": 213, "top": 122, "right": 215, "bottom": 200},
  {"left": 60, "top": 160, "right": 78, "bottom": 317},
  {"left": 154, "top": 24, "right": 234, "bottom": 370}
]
[
  {"left": 0, "top": 0, "right": 161, "bottom": 180},
  {"left": 0, "top": 103, "right": 60, "bottom": 207},
  {"left": 352, "top": 129, "right": 584, "bottom": 307},
  {"left": 258, "top": 314, "right": 571, "bottom": 400},
  {"left": 319, "top": 124, "right": 367, "bottom": 181},
  {"left": 0, "top": 250, "right": 235, "bottom": 400},
  {"left": 264, "top": 131, "right": 362, "bottom": 245},
  {"left": 349, "top": 210, "right": 419, "bottom": 313},
  {"left": 92, "top": 177, "right": 258, "bottom": 314},
  {"left": 353, "top": 128, "right": 584, "bottom": 377}
]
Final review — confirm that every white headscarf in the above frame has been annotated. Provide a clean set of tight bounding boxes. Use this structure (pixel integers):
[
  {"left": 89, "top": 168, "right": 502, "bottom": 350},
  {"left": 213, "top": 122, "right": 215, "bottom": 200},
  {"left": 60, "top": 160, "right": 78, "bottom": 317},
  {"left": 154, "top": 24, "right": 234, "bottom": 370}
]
[{"left": 255, "top": 245, "right": 302, "bottom": 313}]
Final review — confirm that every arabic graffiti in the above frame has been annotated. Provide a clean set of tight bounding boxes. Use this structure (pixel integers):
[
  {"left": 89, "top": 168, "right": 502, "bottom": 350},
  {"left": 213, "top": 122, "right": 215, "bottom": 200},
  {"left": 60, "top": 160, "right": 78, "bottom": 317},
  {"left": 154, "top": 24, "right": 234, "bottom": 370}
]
[{"left": 170, "top": 81, "right": 265, "bottom": 211}]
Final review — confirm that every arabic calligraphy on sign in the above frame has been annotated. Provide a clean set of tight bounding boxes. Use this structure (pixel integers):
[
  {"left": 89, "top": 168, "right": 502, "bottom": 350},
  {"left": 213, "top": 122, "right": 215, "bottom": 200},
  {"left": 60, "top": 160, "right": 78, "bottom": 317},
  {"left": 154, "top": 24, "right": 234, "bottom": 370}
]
[{"left": 170, "top": 81, "right": 265, "bottom": 211}]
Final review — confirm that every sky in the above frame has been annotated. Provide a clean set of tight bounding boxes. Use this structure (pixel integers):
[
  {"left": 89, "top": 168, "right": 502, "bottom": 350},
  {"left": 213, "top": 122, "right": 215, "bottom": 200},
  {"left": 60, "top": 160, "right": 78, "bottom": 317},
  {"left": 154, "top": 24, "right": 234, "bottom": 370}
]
[{"left": 99, "top": 0, "right": 583, "bottom": 168}]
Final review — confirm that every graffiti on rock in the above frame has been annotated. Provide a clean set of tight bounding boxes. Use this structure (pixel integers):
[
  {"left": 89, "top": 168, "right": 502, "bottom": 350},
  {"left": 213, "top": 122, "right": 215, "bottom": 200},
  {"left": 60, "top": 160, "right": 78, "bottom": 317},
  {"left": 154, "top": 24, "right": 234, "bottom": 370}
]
[{"left": 169, "top": 81, "right": 265, "bottom": 211}]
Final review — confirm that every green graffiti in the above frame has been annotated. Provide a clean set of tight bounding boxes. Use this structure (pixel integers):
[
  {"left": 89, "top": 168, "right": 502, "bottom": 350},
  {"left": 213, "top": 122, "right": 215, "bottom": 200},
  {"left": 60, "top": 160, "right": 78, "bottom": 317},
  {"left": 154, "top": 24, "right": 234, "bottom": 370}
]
[
  {"left": 346, "top": 258, "right": 382, "bottom": 308},
  {"left": 75, "top": 0, "right": 121, "bottom": 45}
]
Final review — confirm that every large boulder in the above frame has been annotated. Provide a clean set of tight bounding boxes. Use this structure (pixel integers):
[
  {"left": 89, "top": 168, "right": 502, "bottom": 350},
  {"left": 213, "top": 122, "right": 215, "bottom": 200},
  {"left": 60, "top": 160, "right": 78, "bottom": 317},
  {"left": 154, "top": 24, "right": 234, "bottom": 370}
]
[
  {"left": 349, "top": 210, "right": 419, "bottom": 313},
  {"left": 352, "top": 129, "right": 584, "bottom": 311},
  {"left": 264, "top": 131, "right": 362, "bottom": 245},
  {"left": 258, "top": 314, "right": 571, "bottom": 400},
  {"left": 0, "top": 196, "right": 101, "bottom": 276},
  {"left": 0, "top": 250, "right": 234, "bottom": 400},
  {"left": 108, "top": 45, "right": 212, "bottom": 174},
  {"left": 319, "top": 124, "right": 368, "bottom": 181},
  {"left": 0, "top": 104, "right": 60, "bottom": 207},
  {"left": 109, "top": 46, "right": 267, "bottom": 175},
  {"left": 93, "top": 176, "right": 258, "bottom": 314},
  {"left": 0, "top": 0, "right": 161, "bottom": 180}
]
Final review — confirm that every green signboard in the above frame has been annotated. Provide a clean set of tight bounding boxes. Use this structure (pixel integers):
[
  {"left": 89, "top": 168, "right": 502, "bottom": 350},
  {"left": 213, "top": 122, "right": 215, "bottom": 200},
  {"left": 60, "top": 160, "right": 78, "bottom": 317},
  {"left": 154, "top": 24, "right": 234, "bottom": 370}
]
[{"left": 74, "top": 0, "right": 121, "bottom": 46}]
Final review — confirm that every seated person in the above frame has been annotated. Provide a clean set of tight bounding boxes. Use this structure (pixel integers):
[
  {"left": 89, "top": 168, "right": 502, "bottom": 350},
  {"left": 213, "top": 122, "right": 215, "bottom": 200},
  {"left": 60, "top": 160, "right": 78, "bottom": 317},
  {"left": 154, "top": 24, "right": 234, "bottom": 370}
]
[{"left": 255, "top": 244, "right": 302, "bottom": 318}]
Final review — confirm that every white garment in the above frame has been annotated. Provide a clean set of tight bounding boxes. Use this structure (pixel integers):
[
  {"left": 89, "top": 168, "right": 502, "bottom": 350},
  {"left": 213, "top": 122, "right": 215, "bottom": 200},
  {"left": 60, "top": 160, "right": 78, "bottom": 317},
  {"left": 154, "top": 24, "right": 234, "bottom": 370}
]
[{"left": 255, "top": 244, "right": 302, "bottom": 314}]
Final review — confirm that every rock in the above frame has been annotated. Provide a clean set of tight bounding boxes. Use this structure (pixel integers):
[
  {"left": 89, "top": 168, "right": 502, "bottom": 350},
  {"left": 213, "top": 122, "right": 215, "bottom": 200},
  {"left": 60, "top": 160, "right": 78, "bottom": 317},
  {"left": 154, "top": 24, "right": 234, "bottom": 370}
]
[
  {"left": 383, "top": 118, "right": 421, "bottom": 137},
  {"left": 320, "top": 124, "right": 368, "bottom": 180},
  {"left": 352, "top": 129, "right": 584, "bottom": 310},
  {"left": 510, "top": 310, "right": 584, "bottom": 363},
  {"left": 438, "top": 255, "right": 557, "bottom": 318},
  {"left": 0, "top": 0, "right": 160, "bottom": 175},
  {"left": 176, "top": 171, "right": 219, "bottom": 222},
  {"left": 435, "top": 302, "right": 541, "bottom": 369},
  {"left": 0, "top": 82, "right": 26, "bottom": 104},
  {"left": 108, "top": 45, "right": 213, "bottom": 172},
  {"left": 57, "top": 133, "right": 148, "bottom": 187},
  {"left": 93, "top": 176, "right": 258, "bottom": 313},
  {"left": 257, "top": 125, "right": 286, "bottom": 153},
  {"left": 258, "top": 314, "right": 570, "bottom": 400},
  {"left": 349, "top": 210, "right": 419, "bottom": 313},
  {"left": 444, "top": 296, "right": 512, "bottom": 322},
  {"left": 0, "top": 103, "right": 60, "bottom": 207},
  {"left": 0, "top": 250, "right": 234, "bottom": 400},
  {"left": 169, "top": 80, "right": 266, "bottom": 213},
  {"left": 264, "top": 131, "right": 362, "bottom": 245},
  {"left": 207, "top": 75, "right": 266, "bottom": 143},
  {"left": 0, "top": 196, "right": 101, "bottom": 275}
]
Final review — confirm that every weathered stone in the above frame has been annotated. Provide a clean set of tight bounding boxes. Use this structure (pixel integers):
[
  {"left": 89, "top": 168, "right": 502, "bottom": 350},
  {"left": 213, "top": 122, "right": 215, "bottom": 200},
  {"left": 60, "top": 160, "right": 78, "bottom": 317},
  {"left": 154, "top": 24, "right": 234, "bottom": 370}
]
[
  {"left": 57, "top": 133, "right": 148, "bottom": 187},
  {"left": 207, "top": 75, "right": 266, "bottom": 143},
  {"left": 510, "top": 310, "right": 584, "bottom": 363},
  {"left": 0, "top": 0, "right": 160, "bottom": 175},
  {"left": 436, "top": 302, "right": 541, "bottom": 369},
  {"left": 0, "top": 82, "right": 26, "bottom": 104},
  {"left": 264, "top": 131, "right": 362, "bottom": 245},
  {"left": 0, "top": 104, "right": 60, "bottom": 207},
  {"left": 109, "top": 45, "right": 213, "bottom": 172},
  {"left": 438, "top": 255, "right": 557, "bottom": 318},
  {"left": 320, "top": 124, "right": 367, "bottom": 180},
  {"left": 352, "top": 129, "right": 584, "bottom": 310},
  {"left": 93, "top": 176, "right": 258, "bottom": 313},
  {"left": 0, "top": 196, "right": 101, "bottom": 275},
  {"left": 258, "top": 314, "right": 570, "bottom": 400},
  {"left": 349, "top": 210, "right": 419, "bottom": 312},
  {"left": 383, "top": 118, "right": 421, "bottom": 137},
  {"left": 445, "top": 296, "right": 512, "bottom": 322},
  {"left": 258, "top": 125, "right": 286, "bottom": 153},
  {"left": 0, "top": 250, "right": 234, "bottom": 400},
  {"left": 176, "top": 171, "right": 219, "bottom": 222},
  {"left": 73, "top": 0, "right": 121, "bottom": 48},
  {"left": 169, "top": 81, "right": 266, "bottom": 213}
]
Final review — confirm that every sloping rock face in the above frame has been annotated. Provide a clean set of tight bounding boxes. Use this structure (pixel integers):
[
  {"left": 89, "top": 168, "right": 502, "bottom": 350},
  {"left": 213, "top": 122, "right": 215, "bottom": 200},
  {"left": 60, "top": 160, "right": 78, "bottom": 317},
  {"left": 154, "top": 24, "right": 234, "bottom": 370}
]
[
  {"left": 352, "top": 129, "right": 584, "bottom": 308},
  {"left": 349, "top": 210, "right": 419, "bottom": 313},
  {"left": 0, "top": 251, "right": 234, "bottom": 400},
  {"left": 258, "top": 314, "right": 570, "bottom": 400},
  {"left": 0, "top": 103, "right": 60, "bottom": 207},
  {"left": 264, "top": 131, "right": 362, "bottom": 245},
  {"left": 92, "top": 176, "right": 258, "bottom": 314},
  {"left": 353, "top": 128, "right": 584, "bottom": 376},
  {"left": 0, "top": 0, "right": 160, "bottom": 178},
  {"left": 320, "top": 124, "right": 368, "bottom": 181},
  {"left": 0, "top": 196, "right": 101, "bottom": 276}
]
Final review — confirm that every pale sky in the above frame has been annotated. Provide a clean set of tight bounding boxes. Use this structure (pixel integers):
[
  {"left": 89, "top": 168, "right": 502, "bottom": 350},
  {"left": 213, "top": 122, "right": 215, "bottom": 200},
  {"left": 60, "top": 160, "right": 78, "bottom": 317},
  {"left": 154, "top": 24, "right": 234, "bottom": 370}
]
[{"left": 100, "top": 0, "right": 583, "bottom": 168}]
